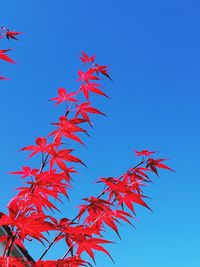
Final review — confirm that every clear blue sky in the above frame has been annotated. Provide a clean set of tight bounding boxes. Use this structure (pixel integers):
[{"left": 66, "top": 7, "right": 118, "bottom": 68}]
[{"left": 0, "top": 1, "right": 200, "bottom": 266}]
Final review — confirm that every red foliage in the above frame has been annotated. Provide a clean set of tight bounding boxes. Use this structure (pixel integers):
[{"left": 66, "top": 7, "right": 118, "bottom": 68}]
[
  {"left": 0, "top": 46, "right": 173, "bottom": 267},
  {"left": 0, "top": 26, "right": 22, "bottom": 79}
]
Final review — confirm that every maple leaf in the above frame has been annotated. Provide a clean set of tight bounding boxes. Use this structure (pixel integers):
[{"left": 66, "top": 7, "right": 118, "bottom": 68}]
[
  {"left": 0, "top": 49, "right": 15, "bottom": 63},
  {"left": 53, "top": 115, "right": 87, "bottom": 134},
  {"left": 35, "top": 168, "right": 74, "bottom": 185},
  {"left": 80, "top": 82, "right": 108, "bottom": 100},
  {"left": 134, "top": 149, "right": 156, "bottom": 157},
  {"left": 99, "top": 177, "right": 151, "bottom": 213},
  {"left": 48, "top": 147, "right": 86, "bottom": 171},
  {"left": 0, "top": 212, "right": 55, "bottom": 245},
  {"left": 6, "top": 30, "right": 22, "bottom": 41},
  {"left": 21, "top": 137, "right": 53, "bottom": 158},
  {"left": 79, "top": 197, "right": 133, "bottom": 238},
  {"left": 18, "top": 213, "right": 56, "bottom": 244},
  {"left": 50, "top": 116, "right": 86, "bottom": 145},
  {"left": 15, "top": 184, "right": 62, "bottom": 213},
  {"left": 50, "top": 88, "right": 78, "bottom": 105},
  {"left": 14, "top": 171, "right": 70, "bottom": 212},
  {"left": 146, "top": 158, "right": 174, "bottom": 176},
  {"left": 61, "top": 224, "right": 113, "bottom": 262},
  {"left": 77, "top": 69, "right": 99, "bottom": 83},
  {"left": 33, "top": 172, "right": 71, "bottom": 201},
  {"left": 60, "top": 225, "right": 99, "bottom": 256},
  {"left": 76, "top": 237, "right": 114, "bottom": 263},
  {"left": 117, "top": 192, "right": 151, "bottom": 213},
  {"left": 123, "top": 167, "right": 152, "bottom": 189},
  {"left": 78, "top": 197, "right": 112, "bottom": 222},
  {"left": 75, "top": 102, "right": 106, "bottom": 123},
  {"left": 80, "top": 51, "right": 95, "bottom": 64},
  {"left": 133, "top": 167, "right": 152, "bottom": 181},
  {"left": 9, "top": 166, "right": 39, "bottom": 178},
  {"left": 94, "top": 64, "right": 112, "bottom": 81}
]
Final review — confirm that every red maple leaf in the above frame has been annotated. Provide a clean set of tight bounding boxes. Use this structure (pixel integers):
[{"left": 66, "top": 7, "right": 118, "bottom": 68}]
[
  {"left": 80, "top": 51, "right": 95, "bottom": 64},
  {"left": 0, "top": 212, "right": 56, "bottom": 244},
  {"left": 9, "top": 187, "right": 52, "bottom": 215},
  {"left": 0, "top": 49, "right": 15, "bottom": 63},
  {"left": 21, "top": 137, "right": 53, "bottom": 158},
  {"left": 123, "top": 167, "right": 152, "bottom": 187},
  {"left": 61, "top": 224, "right": 113, "bottom": 263},
  {"left": 50, "top": 116, "right": 86, "bottom": 145},
  {"left": 77, "top": 69, "right": 99, "bottom": 83},
  {"left": 134, "top": 149, "right": 156, "bottom": 157},
  {"left": 99, "top": 177, "right": 151, "bottom": 213},
  {"left": 76, "top": 237, "right": 113, "bottom": 263},
  {"left": 146, "top": 158, "right": 174, "bottom": 176},
  {"left": 48, "top": 147, "right": 86, "bottom": 171},
  {"left": 80, "top": 82, "right": 108, "bottom": 100},
  {"left": 75, "top": 102, "right": 105, "bottom": 123},
  {"left": 50, "top": 88, "right": 78, "bottom": 105},
  {"left": 9, "top": 166, "right": 39, "bottom": 178},
  {"left": 94, "top": 64, "right": 112, "bottom": 81},
  {"left": 79, "top": 197, "right": 133, "bottom": 238},
  {"left": 17, "top": 213, "right": 56, "bottom": 243},
  {"left": 6, "top": 30, "right": 22, "bottom": 41}
]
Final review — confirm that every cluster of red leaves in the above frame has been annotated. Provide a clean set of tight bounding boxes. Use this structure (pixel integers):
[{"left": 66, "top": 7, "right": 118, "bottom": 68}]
[
  {"left": 0, "top": 256, "right": 91, "bottom": 267},
  {"left": 0, "top": 51, "right": 173, "bottom": 266},
  {"left": 0, "top": 26, "right": 22, "bottom": 79}
]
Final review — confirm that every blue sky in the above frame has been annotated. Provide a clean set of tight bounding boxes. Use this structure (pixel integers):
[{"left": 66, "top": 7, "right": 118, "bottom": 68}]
[{"left": 0, "top": 1, "right": 200, "bottom": 266}]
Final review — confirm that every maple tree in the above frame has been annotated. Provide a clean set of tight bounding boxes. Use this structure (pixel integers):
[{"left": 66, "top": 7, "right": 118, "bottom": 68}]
[{"left": 0, "top": 29, "right": 173, "bottom": 266}]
